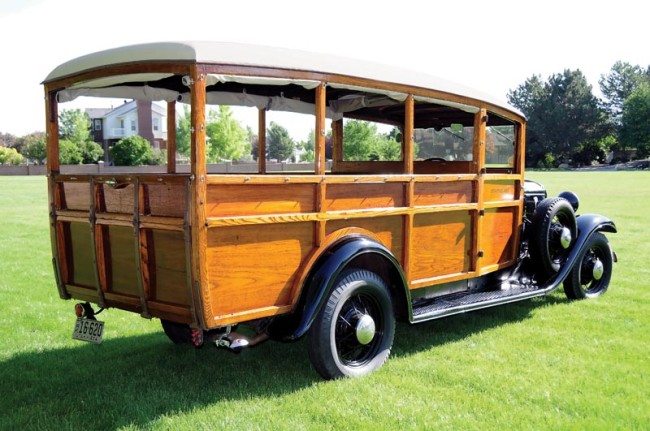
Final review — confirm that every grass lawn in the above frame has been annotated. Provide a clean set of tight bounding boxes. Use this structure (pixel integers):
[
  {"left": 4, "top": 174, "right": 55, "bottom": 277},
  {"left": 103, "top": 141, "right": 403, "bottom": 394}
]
[{"left": 0, "top": 172, "right": 648, "bottom": 430}]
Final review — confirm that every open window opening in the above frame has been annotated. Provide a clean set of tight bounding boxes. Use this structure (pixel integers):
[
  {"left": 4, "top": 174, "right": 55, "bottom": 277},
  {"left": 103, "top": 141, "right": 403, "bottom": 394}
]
[{"left": 485, "top": 113, "right": 517, "bottom": 172}]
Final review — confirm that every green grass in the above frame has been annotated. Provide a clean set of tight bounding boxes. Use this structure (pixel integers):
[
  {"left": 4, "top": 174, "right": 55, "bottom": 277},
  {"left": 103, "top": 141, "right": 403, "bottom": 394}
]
[{"left": 1, "top": 172, "right": 649, "bottom": 430}]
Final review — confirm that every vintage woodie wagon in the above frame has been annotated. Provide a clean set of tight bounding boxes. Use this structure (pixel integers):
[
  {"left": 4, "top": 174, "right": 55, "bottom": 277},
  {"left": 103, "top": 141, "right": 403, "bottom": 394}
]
[{"left": 43, "top": 42, "right": 616, "bottom": 379}]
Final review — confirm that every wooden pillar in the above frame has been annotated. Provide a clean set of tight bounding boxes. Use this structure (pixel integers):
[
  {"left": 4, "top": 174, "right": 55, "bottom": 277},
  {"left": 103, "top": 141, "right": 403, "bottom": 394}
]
[
  {"left": 189, "top": 65, "right": 208, "bottom": 328},
  {"left": 166, "top": 101, "right": 176, "bottom": 173},
  {"left": 46, "top": 88, "right": 59, "bottom": 174},
  {"left": 471, "top": 108, "right": 488, "bottom": 273},
  {"left": 332, "top": 119, "right": 343, "bottom": 169},
  {"left": 403, "top": 94, "right": 414, "bottom": 174},
  {"left": 258, "top": 108, "right": 266, "bottom": 174},
  {"left": 402, "top": 94, "right": 415, "bottom": 282},
  {"left": 314, "top": 83, "right": 326, "bottom": 175}
]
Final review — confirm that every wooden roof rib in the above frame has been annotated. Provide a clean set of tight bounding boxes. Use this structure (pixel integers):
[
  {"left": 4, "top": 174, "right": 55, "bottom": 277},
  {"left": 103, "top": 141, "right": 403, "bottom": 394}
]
[{"left": 43, "top": 41, "right": 523, "bottom": 121}]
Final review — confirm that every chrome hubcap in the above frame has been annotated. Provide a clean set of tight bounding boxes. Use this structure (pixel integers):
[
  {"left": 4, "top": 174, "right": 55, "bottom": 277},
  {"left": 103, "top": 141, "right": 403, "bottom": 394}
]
[
  {"left": 592, "top": 258, "right": 604, "bottom": 280},
  {"left": 355, "top": 314, "right": 376, "bottom": 345},
  {"left": 560, "top": 227, "right": 572, "bottom": 249}
]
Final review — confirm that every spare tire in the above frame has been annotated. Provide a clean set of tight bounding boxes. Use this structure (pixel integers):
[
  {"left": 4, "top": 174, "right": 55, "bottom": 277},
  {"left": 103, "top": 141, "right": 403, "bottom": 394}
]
[{"left": 530, "top": 197, "right": 577, "bottom": 281}]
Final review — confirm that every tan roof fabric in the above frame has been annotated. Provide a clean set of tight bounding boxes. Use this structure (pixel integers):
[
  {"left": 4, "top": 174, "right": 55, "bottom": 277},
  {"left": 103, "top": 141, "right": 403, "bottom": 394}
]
[{"left": 44, "top": 41, "right": 522, "bottom": 117}]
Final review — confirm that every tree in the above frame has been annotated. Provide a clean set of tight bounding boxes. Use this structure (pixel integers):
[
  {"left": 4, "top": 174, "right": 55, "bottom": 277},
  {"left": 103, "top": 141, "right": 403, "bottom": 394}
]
[
  {"left": 58, "top": 109, "right": 103, "bottom": 163},
  {"left": 342, "top": 120, "right": 401, "bottom": 161},
  {"left": 508, "top": 69, "right": 609, "bottom": 166},
  {"left": 0, "top": 132, "right": 18, "bottom": 151},
  {"left": 298, "top": 130, "right": 315, "bottom": 162},
  {"left": 176, "top": 105, "right": 191, "bottom": 156},
  {"left": 19, "top": 133, "right": 47, "bottom": 164},
  {"left": 110, "top": 135, "right": 155, "bottom": 166},
  {"left": 59, "top": 139, "right": 83, "bottom": 165},
  {"left": 0, "top": 146, "right": 24, "bottom": 165},
  {"left": 267, "top": 121, "right": 295, "bottom": 161},
  {"left": 620, "top": 82, "right": 650, "bottom": 159},
  {"left": 599, "top": 61, "right": 649, "bottom": 123},
  {"left": 205, "top": 106, "right": 251, "bottom": 162}
]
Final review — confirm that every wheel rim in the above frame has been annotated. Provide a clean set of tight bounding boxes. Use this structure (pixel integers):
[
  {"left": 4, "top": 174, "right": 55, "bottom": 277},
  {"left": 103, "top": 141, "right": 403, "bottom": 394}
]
[
  {"left": 579, "top": 245, "right": 608, "bottom": 295},
  {"left": 335, "top": 291, "right": 384, "bottom": 367},
  {"left": 548, "top": 214, "right": 573, "bottom": 266}
]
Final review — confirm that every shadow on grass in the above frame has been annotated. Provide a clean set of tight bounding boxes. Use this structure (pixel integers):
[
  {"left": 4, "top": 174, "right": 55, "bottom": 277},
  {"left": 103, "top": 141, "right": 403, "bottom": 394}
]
[{"left": 0, "top": 295, "right": 567, "bottom": 429}]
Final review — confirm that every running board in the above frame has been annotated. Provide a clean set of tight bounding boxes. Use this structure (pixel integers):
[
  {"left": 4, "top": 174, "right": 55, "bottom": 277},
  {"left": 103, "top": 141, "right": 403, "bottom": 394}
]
[{"left": 411, "top": 285, "right": 546, "bottom": 323}]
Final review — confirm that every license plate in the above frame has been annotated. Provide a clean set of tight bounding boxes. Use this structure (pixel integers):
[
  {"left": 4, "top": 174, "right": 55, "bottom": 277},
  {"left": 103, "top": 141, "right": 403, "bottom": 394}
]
[{"left": 72, "top": 317, "right": 104, "bottom": 344}]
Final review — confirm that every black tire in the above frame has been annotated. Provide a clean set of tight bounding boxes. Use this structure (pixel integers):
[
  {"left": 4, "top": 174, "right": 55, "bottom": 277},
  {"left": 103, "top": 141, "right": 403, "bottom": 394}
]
[
  {"left": 563, "top": 232, "right": 613, "bottom": 300},
  {"left": 161, "top": 319, "right": 192, "bottom": 344},
  {"left": 308, "top": 269, "right": 395, "bottom": 379},
  {"left": 530, "top": 197, "right": 577, "bottom": 280}
]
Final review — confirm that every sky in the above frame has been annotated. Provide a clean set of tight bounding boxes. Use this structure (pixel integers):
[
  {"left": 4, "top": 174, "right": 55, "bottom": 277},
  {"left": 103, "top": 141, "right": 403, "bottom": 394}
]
[{"left": 0, "top": 0, "right": 648, "bottom": 139}]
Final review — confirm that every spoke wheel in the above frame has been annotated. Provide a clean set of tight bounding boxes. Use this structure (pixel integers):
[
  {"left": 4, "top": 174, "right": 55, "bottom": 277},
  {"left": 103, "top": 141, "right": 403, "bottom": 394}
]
[
  {"left": 563, "top": 232, "right": 613, "bottom": 300},
  {"left": 308, "top": 269, "right": 395, "bottom": 379}
]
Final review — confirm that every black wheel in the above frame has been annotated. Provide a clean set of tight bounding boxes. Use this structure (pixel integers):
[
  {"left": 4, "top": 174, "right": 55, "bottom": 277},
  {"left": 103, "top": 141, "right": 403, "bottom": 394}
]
[
  {"left": 308, "top": 269, "right": 395, "bottom": 379},
  {"left": 161, "top": 319, "right": 192, "bottom": 344},
  {"left": 563, "top": 232, "right": 613, "bottom": 300},
  {"left": 530, "top": 197, "right": 577, "bottom": 281}
]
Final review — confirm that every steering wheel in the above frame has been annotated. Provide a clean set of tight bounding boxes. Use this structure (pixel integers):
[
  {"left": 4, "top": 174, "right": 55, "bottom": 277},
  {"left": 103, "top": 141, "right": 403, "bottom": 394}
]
[{"left": 423, "top": 157, "right": 446, "bottom": 162}]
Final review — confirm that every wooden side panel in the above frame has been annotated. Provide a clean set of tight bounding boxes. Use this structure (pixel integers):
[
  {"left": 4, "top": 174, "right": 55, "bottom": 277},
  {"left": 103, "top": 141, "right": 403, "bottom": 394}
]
[
  {"left": 64, "top": 183, "right": 91, "bottom": 210},
  {"left": 481, "top": 207, "right": 516, "bottom": 266},
  {"left": 326, "top": 216, "right": 403, "bottom": 263},
  {"left": 68, "top": 221, "right": 97, "bottom": 289},
  {"left": 148, "top": 184, "right": 186, "bottom": 217},
  {"left": 103, "top": 184, "right": 134, "bottom": 213},
  {"left": 206, "top": 223, "right": 313, "bottom": 316},
  {"left": 483, "top": 180, "right": 516, "bottom": 202},
  {"left": 414, "top": 181, "right": 473, "bottom": 206},
  {"left": 410, "top": 211, "right": 472, "bottom": 281},
  {"left": 151, "top": 230, "right": 189, "bottom": 305},
  {"left": 206, "top": 184, "right": 315, "bottom": 217},
  {"left": 107, "top": 225, "right": 139, "bottom": 296},
  {"left": 325, "top": 183, "right": 404, "bottom": 211}
]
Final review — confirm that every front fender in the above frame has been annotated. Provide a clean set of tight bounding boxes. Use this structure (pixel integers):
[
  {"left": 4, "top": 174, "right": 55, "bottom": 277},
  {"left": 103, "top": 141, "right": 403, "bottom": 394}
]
[
  {"left": 540, "top": 213, "right": 616, "bottom": 291},
  {"left": 268, "top": 236, "right": 407, "bottom": 341}
]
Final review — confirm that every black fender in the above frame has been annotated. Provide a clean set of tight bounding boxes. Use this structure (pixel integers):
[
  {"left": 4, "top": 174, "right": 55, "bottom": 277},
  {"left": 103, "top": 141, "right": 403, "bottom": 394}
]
[
  {"left": 540, "top": 213, "right": 616, "bottom": 291},
  {"left": 267, "top": 236, "right": 409, "bottom": 342}
]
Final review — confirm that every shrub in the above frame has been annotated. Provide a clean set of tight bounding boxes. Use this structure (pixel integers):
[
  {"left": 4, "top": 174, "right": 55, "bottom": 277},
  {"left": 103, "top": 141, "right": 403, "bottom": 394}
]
[
  {"left": 59, "top": 139, "right": 83, "bottom": 164},
  {"left": 81, "top": 141, "right": 104, "bottom": 164},
  {"left": 0, "top": 146, "right": 24, "bottom": 165},
  {"left": 110, "top": 136, "right": 154, "bottom": 166}
]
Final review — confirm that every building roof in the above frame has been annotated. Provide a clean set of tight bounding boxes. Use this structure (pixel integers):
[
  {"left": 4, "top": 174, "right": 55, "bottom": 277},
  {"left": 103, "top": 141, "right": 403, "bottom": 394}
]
[
  {"left": 85, "top": 108, "right": 111, "bottom": 119},
  {"left": 44, "top": 41, "right": 523, "bottom": 117}
]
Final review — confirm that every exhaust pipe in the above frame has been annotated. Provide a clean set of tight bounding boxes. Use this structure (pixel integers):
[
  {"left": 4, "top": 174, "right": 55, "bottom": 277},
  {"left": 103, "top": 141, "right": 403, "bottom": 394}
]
[{"left": 215, "top": 331, "right": 269, "bottom": 353}]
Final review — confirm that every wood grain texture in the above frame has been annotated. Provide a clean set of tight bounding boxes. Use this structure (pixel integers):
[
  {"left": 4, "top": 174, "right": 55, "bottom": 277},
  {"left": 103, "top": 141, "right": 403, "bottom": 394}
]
[
  {"left": 107, "top": 225, "right": 139, "bottom": 297},
  {"left": 206, "top": 184, "right": 315, "bottom": 217},
  {"left": 414, "top": 181, "right": 473, "bottom": 206},
  {"left": 258, "top": 108, "right": 266, "bottom": 174},
  {"left": 167, "top": 101, "right": 176, "bottom": 173},
  {"left": 69, "top": 221, "right": 97, "bottom": 288},
  {"left": 327, "top": 216, "right": 403, "bottom": 263},
  {"left": 190, "top": 65, "right": 210, "bottom": 328},
  {"left": 315, "top": 83, "right": 326, "bottom": 175},
  {"left": 151, "top": 230, "right": 189, "bottom": 305},
  {"left": 483, "top": 180, "right": 516, "bottom": 202},
  {"left": 410, "top": 211, "right": 472, "bottom": 282},
  {"left": 404, "top": 94, "right": 414, "bottom": 173},
  {"left": 480, "top": 207, "right": 516, "bottom": 268},
  {"left": 206, "top": 223, "right": 313, "bottom": 316},
  {"left": 325, "top": 183, "right": 404, "bottom": 211}
]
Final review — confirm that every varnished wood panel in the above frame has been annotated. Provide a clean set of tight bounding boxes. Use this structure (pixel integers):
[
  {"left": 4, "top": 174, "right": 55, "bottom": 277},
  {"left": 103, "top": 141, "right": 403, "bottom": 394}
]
[
  {"left": 103, "top": 184, "right": 134, "bottom": 213},
  {"left": 69, "top": 221, "right": 96, "bottom": 288},
  {"left": 108, "top": 225, "right": 139, "bottom": 296},
  {"left": 147, "top": 184, "right": 186, "bottom": 217},
  {"left": 483, "top": 180, "right": 516, "bottom": 202},
  {"left": 325, "top": 183, "right": 404, "bottom": 211},
  {"left": 152, "top": 230, "right": 189, "bottom": 305},
  {"left": 206, "top": 223, "right": 313, "bottom": 316},
  {"left": 411, "top": 211, "right": 472, "bottom": 281},
  {"left": 414, "top": 181, "right": 473, "bottom": 206},
  {"left": 481, "top": 207, "right": 515, "bottom": 267},
  {"left": 206, "top": 184, "right": 315, "bottom": 217},
  {"left": 326, "top": 216, "right": 403, "bottom": 264},
  {"left": 64, "top": 182, "right": 91, "bottom": 211}
]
